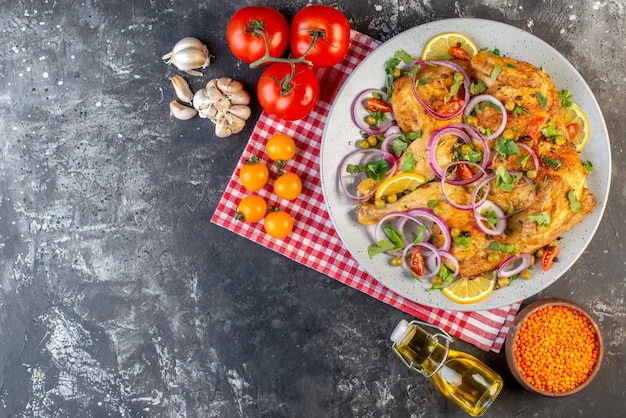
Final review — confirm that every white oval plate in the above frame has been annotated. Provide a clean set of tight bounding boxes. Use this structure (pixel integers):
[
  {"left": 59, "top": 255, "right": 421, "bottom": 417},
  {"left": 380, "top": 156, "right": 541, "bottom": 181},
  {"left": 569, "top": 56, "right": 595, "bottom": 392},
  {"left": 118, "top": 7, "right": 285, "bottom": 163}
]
[{"left": 320, "top": 19, "right": 611, "bottom": 311}]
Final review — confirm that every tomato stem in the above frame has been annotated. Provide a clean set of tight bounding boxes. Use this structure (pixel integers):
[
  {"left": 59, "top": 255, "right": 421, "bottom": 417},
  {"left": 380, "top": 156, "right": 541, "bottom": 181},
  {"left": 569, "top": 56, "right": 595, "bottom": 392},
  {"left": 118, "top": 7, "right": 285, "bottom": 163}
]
[{"left": 248, "top": 23, "right": 312, "bottom": 69}]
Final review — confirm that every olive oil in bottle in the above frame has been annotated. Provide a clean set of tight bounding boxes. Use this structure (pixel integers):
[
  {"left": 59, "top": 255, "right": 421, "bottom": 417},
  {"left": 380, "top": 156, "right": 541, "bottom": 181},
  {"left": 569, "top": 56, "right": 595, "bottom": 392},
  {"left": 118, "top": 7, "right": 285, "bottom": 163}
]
[{"left": 391, "top": 319, "right": 503, "bottom": 417}]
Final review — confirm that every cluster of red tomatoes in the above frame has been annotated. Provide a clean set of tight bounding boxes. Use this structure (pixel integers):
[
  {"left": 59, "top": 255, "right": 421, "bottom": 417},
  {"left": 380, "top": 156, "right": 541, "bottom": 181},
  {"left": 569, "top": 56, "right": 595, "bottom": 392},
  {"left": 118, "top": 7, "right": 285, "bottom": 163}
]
[
  {"left": 237, "top": 133, "right": 303, "bottom": 239},
  {"left": 227, "top": 5, "right": 351, "bottom": 120}
]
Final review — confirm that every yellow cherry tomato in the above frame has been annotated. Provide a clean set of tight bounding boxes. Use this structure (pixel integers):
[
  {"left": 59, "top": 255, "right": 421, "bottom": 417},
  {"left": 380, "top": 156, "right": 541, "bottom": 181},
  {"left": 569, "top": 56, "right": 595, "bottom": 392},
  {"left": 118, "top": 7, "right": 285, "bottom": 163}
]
[
  {"left": 273, "top": 172, "right": 303, "bottom": 200},
  {"left": 265, "top": 133, "right": 297, "bottom": 161},
  {"left": 239, "top": 156, "right": 269, "bottom": 191},
  {"left": 264, "top": 210, "right": 293, "bottom": 239},
  {"left": 236, "top": 195, "right": 268, "bottom": 223}
]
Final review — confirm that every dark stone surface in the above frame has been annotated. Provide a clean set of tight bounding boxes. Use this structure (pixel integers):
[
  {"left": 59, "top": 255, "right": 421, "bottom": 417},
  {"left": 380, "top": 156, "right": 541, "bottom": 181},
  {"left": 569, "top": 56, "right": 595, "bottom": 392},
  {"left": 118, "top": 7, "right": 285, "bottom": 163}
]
[{"left": 1, "top": 0, "right": 624, "bottom": 417}]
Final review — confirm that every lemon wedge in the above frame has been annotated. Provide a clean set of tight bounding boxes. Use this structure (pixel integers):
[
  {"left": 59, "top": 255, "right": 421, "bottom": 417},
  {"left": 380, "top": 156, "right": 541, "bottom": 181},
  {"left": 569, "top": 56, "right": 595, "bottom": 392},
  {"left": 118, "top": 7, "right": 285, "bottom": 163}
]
[
  {"left": 442, "top": 273, "right": 496, "bottom": 304},
  {"left": 422, "top": 32, "right": 478, "bottom": 60},
  {"left": 374, "top": 172, "right": 427, "bottom": 200},
  {"left": 561, "top": 103, "right": 590, "bottom": 152}
]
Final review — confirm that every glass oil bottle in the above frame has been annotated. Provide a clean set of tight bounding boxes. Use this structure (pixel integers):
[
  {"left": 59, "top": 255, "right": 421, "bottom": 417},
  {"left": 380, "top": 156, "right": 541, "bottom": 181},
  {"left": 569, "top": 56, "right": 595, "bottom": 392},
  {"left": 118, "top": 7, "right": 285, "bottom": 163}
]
[{"left": 390, "top": 319, "right": 503, "bottom": 417}]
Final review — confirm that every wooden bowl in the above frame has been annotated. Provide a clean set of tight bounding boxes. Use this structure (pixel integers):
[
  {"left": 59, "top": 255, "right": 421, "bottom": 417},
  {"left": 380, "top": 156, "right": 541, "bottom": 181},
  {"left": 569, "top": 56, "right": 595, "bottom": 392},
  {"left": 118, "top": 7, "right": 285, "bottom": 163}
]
[{"left": 505, "top": 298, "right": 604, "bottom": 397}]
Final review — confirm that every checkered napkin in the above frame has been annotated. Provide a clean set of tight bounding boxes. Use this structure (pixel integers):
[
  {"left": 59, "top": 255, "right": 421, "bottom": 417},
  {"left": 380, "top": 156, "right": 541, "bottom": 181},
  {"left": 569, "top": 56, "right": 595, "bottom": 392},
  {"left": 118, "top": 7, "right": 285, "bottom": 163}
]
[{"left": 211, "top": 30, "right": 522, "bottom": 352}]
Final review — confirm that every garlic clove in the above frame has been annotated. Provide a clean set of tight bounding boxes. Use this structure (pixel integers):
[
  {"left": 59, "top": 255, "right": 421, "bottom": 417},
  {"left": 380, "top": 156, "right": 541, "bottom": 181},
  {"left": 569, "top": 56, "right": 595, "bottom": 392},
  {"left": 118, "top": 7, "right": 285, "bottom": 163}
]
[
  {"left": 226, "top": 114, "right": 246, "bottom": 134},
  {"left": 200, "top": 105, "right": 219, "bottom": 122},
  {"left": 215, "top": 117, "right": 233, "bottom": 138},
  {"left": 192, "top": 88, "right": 212, "bottom": 111},
  {"left": 170, "top": 75, "right": 193, "bottom": 104},
  {"left": 217, "top": 77, "right": 244, "bottom": 94},
  {"left": 228, "top": 90, "right": 250, "bottom": 106},
  {"left": 169, "top": 101, "right": 198, "bottom": 120},
  {"left": 228, "top": 105, "right": 251, "bottom": 121}
]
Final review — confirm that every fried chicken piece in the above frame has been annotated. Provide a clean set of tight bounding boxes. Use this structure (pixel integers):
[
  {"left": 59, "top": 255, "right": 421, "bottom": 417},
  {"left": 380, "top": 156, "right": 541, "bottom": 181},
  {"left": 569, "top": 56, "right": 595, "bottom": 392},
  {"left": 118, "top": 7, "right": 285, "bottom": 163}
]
[{"left": 357, "top": 52, "right": 596, "bottom": 277}]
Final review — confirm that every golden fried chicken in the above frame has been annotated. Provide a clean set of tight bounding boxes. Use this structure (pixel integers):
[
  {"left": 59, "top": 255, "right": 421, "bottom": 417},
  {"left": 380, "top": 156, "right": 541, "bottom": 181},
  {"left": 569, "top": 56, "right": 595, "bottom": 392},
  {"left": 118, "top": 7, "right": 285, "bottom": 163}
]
[{"left": 357, "top": 52, "right": 596, "bottom": 277}]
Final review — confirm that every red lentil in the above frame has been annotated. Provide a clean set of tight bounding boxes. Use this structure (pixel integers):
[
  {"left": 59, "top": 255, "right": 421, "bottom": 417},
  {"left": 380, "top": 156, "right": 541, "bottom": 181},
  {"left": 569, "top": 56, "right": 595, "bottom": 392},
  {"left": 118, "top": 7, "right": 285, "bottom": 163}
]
[{"left": 513, "top": 305, "right": 599, "bottom": 393}]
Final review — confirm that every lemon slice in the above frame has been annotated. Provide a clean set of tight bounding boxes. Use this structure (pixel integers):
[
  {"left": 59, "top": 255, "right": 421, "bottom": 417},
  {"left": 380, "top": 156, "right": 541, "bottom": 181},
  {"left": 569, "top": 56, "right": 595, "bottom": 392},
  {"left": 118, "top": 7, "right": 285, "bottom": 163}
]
[
  {"left": 442, "top": 273, "right": 496, "bottom": 304},
  {"left": 374, "top": 172, "right": 427, "bottom": 200},
  {"left": 422, "top": 32, "right": 479, "bottom": 60},
  {"left": 561, "top": 103, "right": 590, "bottom": 152}
]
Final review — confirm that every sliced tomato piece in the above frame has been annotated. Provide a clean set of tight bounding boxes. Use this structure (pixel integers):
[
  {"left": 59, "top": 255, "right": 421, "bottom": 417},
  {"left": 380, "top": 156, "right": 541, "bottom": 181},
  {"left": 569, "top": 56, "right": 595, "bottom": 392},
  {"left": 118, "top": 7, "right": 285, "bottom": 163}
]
[
  {"left": 366, "top": 97, "right": 392, "bottom": 113},
  {"left": 410, "top": 247, "right": 425, "bottom": 276},
  {"left": 448, "top": 46, "right": 470, "bottom": 61},
  {"left": 529, "top": 117, "right": 546, "bottom": 140},
  {"left": 565, "top": 123, "right": 580, "bottom": 140},
  {"left": 437, "top": 100, "right": 464, "bottom": 117},
  {"left": 456, "top": 163, "right": 474, "bottom": 180},
  {"left": 541, "top": 245, "right": 559, "bottom": 271}
]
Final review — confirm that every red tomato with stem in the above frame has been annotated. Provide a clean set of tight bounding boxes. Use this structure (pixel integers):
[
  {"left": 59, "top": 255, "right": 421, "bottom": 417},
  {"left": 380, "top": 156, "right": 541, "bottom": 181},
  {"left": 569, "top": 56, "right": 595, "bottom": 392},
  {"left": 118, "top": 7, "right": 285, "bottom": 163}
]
[
  {"left": 227, "top": 6, "right": 290, "bottom": 65},
  {"left": 290, "top": 5, "right": 351, "bottom": 68},
  {"left": 257, "top": 62, "right": 320, "bottom": 120}
]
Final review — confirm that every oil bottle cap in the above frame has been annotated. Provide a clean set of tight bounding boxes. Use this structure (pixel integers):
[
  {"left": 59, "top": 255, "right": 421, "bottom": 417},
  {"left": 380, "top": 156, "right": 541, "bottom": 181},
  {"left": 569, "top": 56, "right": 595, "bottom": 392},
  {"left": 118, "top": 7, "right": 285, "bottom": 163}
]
[{"left": 390, "top": 319, "right": 410, "bottom": 344}]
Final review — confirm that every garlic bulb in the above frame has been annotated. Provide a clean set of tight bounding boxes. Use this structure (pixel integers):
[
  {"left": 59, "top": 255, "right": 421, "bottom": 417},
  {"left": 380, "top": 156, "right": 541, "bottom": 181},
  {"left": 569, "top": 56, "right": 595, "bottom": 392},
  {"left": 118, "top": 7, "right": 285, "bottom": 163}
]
[
  {"left": 162, "top": 37, "right": 211, "bottom": 76},
  {"left": 193, "top": 77, "right": 251, "bottom": 138},
  {"left": 169, "top": 101, "right": 198, "bottom": 120}
]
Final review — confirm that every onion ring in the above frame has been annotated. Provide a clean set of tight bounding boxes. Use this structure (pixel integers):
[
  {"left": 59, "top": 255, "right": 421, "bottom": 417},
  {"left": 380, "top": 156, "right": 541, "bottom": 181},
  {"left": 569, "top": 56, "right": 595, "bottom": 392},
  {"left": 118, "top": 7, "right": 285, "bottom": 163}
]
[
  {"left": 351, "top": 89, "right": 395, "bottom": 135},
  {"left": 463, "top": 94, "right": 508, "bottom": 141},
  {"left": 497, "top": 253, "right": 532, "bottom": 278}
]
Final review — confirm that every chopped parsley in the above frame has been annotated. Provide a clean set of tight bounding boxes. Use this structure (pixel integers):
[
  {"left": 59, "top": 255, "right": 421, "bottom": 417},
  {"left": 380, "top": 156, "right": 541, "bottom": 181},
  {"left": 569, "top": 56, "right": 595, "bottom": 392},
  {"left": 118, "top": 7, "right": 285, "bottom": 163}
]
[
  {"left": 448, "top": 72, "right": 463, "bottom": 101},
  {"left": 495, "top": 138, "right": 520, "bottom": 158},
  {"left": 367, "top": 240, "right": 395, "bottom": 258},
  {"left": 491, "top": 64, "right": 502, "bottom": 81},
  {"left": 495, "top": 165, "right": 522, "bottom": 191},
  {"left": 401, "top": 152, "right": 416, "bottom": 172},
  {"left": 541, "top": 120, "right": 563, "bottom": 138},
  {"left": 511, "top": 104, "right": 529, "bottom": 118},
  {"left": 453, "top": 235, "right": 472, "bottom": 248},
  {"left": 558, "top": 89, "right": 574, "bottom": 108},
  {"left": 542, "top": 155, "right": 562, "bottom": 169},
  {"left": 489, "top": 241, "right": 520, "bottom": 254},
  {"left": 470, "top": 79, "right": 487, "bottom": 95},
  {"left": 391, "top": 130, "right": 421, "bottom": 157},
  {"left": 528, "top": 212, "right": 551, "bottom": 226},
  {"left": 582, "top": 160, "right": 593, "bottom": 174},
  {"left": 346, "top": 158, "right": 390, "bottom": 181},
  {"left": 535, "top": 92, "right": 548, "bottom": 110},
  {"left": 568, "top": 190, "right": 582, "bottom": 213}
]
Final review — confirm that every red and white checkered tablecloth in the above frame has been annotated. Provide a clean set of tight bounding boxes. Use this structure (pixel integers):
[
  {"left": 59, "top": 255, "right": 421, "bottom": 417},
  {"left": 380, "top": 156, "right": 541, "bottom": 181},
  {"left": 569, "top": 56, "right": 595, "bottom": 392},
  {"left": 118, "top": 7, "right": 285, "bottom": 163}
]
[{"left": 211, "top": 30, "right": 521, "bottom": 352}]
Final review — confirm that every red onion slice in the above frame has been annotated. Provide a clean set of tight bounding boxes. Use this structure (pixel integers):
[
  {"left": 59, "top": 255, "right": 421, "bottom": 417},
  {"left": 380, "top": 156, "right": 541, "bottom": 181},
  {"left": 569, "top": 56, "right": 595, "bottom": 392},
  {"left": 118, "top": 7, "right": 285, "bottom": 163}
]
[
  {"left": 427, "top": 126, "right": 472, "bottom": 178},
  {"left": 463, "top": 94, "right": 508, "bottom": 141},
  {"left": 474, "top": 199, "right": 507, "bottom": 235},
  {"left": 351, "top": 89, "right": 395, "bottom": 135},
  {"left": 406, "top": 208, "right": 452, "bottom": 251},
  {"left": 337, "top": 149, "right": 397, "bottom": 201},
  {"left": 517, "top": 142, "right": 540, "bottom": 171},
  {"left": 497, "top": 253, "right": 531, "bottom": 278},
  {"left": 438, "top": 250, "right": 460, "bottom": 277},
  {"left": 374, "top": 212, "right": 428, "bottom": 252}
]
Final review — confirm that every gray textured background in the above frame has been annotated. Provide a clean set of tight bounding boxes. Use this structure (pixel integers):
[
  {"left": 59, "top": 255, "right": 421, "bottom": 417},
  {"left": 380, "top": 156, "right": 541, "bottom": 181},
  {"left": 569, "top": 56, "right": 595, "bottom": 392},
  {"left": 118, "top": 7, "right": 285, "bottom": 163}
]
[{"left": 0, "top": 0, "right": 624, "bottom": 417}]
